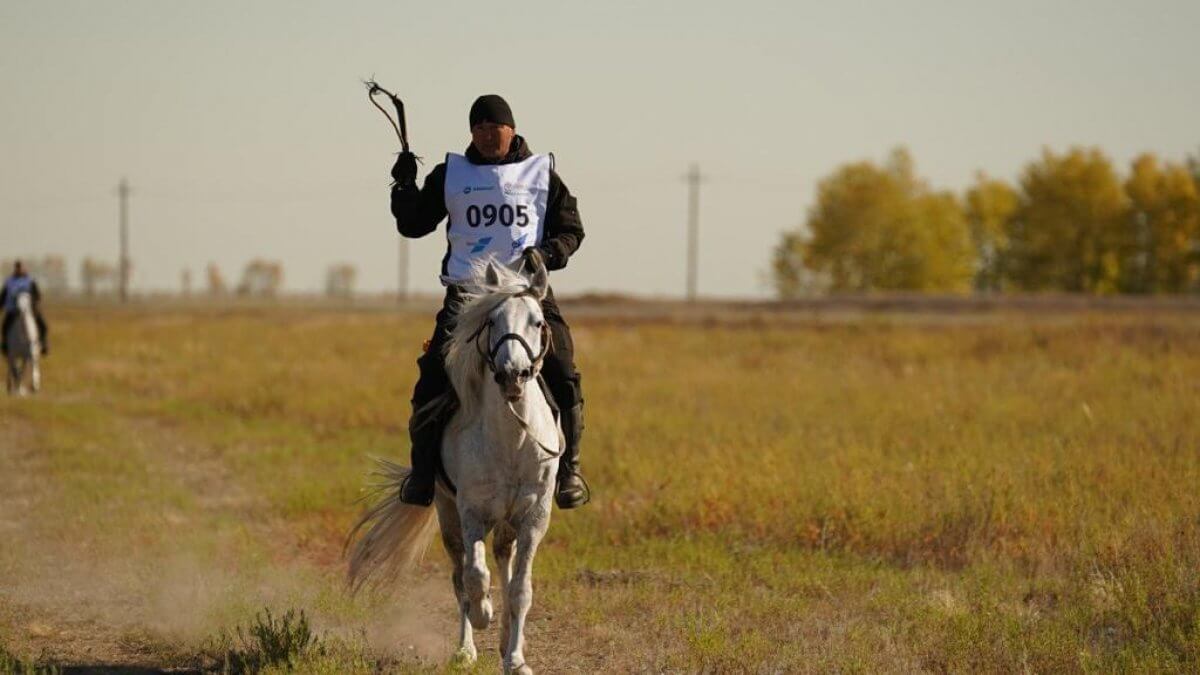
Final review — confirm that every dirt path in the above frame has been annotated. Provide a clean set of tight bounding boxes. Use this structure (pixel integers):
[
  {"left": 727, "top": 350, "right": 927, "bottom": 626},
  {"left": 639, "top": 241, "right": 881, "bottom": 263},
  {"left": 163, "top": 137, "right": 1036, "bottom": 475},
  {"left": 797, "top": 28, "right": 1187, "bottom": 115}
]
[
  {"left": 0, "top": 398, "right": 458, "bottom": 671},
  {"left": 0, "top": 391, "right": 618, "bottom": 673},
  {"left": 0, "top": 414, "right": 195, "bottom": 670}
]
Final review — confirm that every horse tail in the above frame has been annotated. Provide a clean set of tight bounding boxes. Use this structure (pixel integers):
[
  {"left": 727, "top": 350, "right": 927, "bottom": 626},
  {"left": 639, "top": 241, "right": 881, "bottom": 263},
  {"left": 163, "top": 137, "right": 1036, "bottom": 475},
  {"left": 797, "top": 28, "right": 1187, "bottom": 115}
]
[{"left": 344, "top": 458, "right": 439, "bottom": 595}]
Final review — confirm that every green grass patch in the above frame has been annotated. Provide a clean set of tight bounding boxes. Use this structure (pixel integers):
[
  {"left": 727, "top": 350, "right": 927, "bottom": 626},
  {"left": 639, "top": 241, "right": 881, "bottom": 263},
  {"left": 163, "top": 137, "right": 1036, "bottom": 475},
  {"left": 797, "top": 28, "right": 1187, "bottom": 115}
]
[{"left": 4, "top": 306, "right": 1199, "bottom": 671}]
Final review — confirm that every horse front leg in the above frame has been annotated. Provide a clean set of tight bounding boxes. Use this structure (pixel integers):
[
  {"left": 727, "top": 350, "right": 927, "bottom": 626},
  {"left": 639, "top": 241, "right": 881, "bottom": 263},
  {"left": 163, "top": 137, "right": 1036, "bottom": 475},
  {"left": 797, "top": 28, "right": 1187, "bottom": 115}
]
[
  {"left": 503, "top": 509, "right": 549, "bottom": 675},
  {"left": 493, "top": 523, "right": 517, "bottom": 658},
  {"left": 460, "top": 511, "right": 494, "bottom": 631},
  {"left": 30, "top": 355, "right": 39, "bottom": 393},
  {"left": 11, "top": 357, "right": 25, "bottom": 396}
]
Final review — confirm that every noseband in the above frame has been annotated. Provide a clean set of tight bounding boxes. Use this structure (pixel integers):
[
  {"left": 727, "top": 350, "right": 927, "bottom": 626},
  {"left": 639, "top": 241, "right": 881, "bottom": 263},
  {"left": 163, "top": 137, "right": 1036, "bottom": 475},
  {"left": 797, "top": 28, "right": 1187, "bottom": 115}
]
[{"left": 469, "top": 291, "right": 552, "bottom": 376}]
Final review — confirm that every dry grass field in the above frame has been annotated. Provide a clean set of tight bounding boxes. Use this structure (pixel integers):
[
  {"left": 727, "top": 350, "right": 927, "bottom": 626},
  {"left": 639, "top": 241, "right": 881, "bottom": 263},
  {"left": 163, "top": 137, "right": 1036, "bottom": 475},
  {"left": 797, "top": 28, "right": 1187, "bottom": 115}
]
[{"left": 1, "top": 300, "right": 1199, "bottom": 673}]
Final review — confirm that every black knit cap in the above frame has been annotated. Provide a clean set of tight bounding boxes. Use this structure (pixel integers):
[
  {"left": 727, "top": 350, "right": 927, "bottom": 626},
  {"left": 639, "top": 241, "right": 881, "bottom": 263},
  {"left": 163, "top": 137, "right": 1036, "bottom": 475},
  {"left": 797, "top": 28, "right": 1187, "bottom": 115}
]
[{"left": 469, "top": 95, "right": 515, "bottom": 128}]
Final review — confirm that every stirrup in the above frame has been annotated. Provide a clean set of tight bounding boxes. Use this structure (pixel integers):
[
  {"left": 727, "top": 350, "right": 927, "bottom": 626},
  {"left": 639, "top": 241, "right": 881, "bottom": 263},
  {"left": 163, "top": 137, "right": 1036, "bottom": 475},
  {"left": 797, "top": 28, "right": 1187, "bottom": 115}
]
[{"left": 555, "top": 471, "right": 591, "bottom": 509}]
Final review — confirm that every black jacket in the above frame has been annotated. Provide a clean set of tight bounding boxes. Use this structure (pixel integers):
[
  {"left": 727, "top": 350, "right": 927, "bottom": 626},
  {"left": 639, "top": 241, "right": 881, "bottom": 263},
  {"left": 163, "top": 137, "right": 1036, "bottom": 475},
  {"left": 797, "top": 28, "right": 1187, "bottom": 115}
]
[{"left": 390, "top": 135, "right": 584, "bottom": 272}]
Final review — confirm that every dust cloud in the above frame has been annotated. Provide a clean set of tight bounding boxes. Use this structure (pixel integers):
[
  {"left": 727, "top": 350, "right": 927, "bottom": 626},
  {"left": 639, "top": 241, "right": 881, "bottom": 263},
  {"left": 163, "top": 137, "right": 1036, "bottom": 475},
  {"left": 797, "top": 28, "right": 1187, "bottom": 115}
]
[{"left": 0, "top": 416, "right": 458, "bottom": 665}]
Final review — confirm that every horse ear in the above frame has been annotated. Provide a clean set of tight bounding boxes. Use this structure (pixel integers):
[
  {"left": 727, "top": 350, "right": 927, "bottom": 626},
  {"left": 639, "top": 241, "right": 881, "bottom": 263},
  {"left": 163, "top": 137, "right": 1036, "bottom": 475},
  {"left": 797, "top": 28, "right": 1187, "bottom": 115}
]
[
  {"left": 529, "top": 253, "right": 549, "bottom": 300},
  {"left": 484, "top": 262, "right": 501, "bottom": 287}
]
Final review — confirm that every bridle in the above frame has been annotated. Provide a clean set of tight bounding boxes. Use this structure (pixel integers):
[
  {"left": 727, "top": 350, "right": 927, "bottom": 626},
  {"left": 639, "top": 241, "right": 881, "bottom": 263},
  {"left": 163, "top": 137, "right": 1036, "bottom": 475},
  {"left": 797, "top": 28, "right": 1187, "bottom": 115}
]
[
  {"left": 468, "top": 291, "right": 552, "bottom": 378},
  {"left": 465, "top": 289, "right": 561, "bottom": 459}
]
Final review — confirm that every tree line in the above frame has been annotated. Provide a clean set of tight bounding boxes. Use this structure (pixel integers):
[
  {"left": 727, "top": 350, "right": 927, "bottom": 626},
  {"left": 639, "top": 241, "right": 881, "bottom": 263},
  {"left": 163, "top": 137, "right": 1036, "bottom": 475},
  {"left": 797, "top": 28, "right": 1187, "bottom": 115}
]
[{"left": 772, "top": 147, "right": 1200, "bottom": 296}]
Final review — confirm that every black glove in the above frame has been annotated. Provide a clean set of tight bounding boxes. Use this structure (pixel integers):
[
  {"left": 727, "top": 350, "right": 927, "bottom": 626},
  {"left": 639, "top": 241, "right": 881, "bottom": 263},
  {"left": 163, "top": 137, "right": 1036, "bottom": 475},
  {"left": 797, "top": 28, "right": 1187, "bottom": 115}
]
[
  {"left": 391, "top": 152, "right": 418, "bottom": 187},
  {"left": 522, "top": 246, "right": 547, "bottom": 271}
]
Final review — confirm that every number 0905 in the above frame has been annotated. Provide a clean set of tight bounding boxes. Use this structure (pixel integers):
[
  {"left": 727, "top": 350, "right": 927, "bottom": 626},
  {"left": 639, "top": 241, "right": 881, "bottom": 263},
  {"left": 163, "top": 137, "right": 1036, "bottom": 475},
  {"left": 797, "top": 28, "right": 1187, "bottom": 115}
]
[{"left": 467, "top": 204, "right": 529, "bottom": 228}]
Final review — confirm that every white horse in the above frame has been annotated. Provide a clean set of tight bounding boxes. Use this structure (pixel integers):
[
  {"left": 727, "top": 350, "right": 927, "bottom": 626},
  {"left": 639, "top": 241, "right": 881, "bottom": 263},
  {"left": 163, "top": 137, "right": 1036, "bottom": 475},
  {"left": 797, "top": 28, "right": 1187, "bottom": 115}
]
[
  {"left": 6, "top": 292, "right": 41, "bottom": 395},
  {"left": 348, "top": 257, "right": 562, "bottom": 674}
]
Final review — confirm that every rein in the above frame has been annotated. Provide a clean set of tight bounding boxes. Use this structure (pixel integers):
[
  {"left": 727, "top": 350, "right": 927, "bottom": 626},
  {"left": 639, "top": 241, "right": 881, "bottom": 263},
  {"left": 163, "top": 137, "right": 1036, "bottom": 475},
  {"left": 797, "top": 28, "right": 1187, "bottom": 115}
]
[{"left": 505, "top": 394, "right": 562, "bottom": 461}]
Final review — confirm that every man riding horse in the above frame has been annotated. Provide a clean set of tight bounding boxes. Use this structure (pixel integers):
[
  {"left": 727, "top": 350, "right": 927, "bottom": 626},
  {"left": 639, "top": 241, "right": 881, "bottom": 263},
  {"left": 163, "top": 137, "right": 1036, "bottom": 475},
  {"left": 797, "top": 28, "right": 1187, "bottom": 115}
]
[
  {"left": 1, "top": 261, "right": 49, "bottom": 356},
  {"left": 390, "top": 94, "right": 589, "bottom": 509}
]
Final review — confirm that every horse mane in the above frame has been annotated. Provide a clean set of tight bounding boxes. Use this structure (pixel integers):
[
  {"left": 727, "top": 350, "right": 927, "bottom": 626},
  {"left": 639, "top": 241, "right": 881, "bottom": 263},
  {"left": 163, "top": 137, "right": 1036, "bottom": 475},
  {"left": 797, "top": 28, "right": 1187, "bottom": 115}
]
[{"left": 444, "top": 261, "right": 537, "bottom": 426}]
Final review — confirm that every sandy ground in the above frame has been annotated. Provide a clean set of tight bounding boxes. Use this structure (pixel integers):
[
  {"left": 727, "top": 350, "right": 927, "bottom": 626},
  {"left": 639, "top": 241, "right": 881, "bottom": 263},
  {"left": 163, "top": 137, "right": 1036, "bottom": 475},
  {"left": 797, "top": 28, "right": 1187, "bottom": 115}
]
[
  {"left": 0, "top": 401, "right": 438, "bottom": 672},
  {"left": 0, "top": 418, "right": 191, "bottom": 670},
  {"left": 0, "top": 392, "right": 598, "bottom": 673}
]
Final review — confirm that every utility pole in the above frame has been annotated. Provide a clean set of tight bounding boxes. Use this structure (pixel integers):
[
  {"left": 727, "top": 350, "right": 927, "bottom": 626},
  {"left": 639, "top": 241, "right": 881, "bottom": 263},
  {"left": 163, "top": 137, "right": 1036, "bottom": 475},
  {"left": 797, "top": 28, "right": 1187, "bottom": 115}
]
[
  {"left": 684, "top": 163, "right": 703, "bottom": 302},
  {"left": 117, "top": 178, "right": 131, "bottom": 303},
  {"left": 397, "top": 237, "right": 409, "bottom": 303}
]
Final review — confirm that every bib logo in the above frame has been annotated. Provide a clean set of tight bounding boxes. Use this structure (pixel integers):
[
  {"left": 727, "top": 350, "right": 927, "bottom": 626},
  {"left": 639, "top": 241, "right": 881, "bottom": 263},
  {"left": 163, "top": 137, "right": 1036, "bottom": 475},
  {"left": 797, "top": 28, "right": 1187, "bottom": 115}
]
[
  {"left": 511, "top": 234, "right": 529, "bottom": 252},
  {"left": 469, "top": 237, "right": 494, "bottom": 254},
  {"left": 464, "top": 185, "right": 494, "bottom": 195},
  {"left": 503, "top": 182, "right": 532, "bottom": 196}
]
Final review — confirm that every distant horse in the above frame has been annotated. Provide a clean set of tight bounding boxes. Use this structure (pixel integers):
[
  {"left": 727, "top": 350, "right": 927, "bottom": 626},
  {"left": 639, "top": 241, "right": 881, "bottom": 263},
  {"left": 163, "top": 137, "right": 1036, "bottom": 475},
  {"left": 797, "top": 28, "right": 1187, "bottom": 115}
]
[
  {"left": 6, "top": 292, "right": 41, "bottom": 395},
  {"left": 348, "top": 257, "right": 561, "bottom": 674}
]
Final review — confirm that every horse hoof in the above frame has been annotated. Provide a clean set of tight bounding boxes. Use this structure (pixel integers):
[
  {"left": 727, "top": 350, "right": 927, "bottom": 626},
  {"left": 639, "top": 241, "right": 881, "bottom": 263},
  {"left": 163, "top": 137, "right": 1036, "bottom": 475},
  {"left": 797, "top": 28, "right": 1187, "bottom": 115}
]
[
  {"left": 452, "top": 646, "right": 477, "bottom": 665},
  {"left": 468, "top": 598, "right": 492, "bottom": 630},
  {"left": 504, "top": 661, "right": 533, "bottom": 675}
]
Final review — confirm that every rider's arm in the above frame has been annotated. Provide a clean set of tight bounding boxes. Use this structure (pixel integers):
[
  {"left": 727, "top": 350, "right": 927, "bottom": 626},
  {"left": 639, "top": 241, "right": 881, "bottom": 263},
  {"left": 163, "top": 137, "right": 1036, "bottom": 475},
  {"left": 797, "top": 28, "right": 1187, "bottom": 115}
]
[
  {"left": 538, "top": 170, "right": 585, "bottom": 271},
  {"left": 391, "top": 163, "right": 448, "bottom": 238}
]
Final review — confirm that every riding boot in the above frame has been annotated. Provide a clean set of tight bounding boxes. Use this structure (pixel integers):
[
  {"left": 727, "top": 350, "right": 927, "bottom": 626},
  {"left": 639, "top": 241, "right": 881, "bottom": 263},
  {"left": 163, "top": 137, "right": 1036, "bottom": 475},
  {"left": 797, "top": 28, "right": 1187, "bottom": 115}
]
[
  {"left": 0, "top": 313, "right": 12, "bottom": 355},
  {"left": 400, "top": 396, "right": 452, "bottom": 506},
  {"left": 555, "top": 403, "right": 590, "bottom": 509},
  {"left": 34, "top": 314, "right": 47, "bottom": 355}
]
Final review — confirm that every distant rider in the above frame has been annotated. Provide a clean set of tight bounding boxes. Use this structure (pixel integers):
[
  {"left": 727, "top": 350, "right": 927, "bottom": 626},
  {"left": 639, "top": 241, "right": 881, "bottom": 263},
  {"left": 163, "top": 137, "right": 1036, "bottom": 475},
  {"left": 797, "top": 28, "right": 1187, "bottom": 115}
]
[
  {"left": 390, "top": 94, "right": 589, "bottom": 509},
  {"left": 1, "top": 260, "right": 49, "bottom": 355}
]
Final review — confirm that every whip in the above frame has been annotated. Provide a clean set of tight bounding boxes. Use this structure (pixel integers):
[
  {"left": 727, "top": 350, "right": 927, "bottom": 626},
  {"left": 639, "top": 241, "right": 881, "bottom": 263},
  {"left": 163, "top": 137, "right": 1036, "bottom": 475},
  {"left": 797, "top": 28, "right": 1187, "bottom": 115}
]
[{"left": 363, "top": 78, "right": 412, "bottom": 154}]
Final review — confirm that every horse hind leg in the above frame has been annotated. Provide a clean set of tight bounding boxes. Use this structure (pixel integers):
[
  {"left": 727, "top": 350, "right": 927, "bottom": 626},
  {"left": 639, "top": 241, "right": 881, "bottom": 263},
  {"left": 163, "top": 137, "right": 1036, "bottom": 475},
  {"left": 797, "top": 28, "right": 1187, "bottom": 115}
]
[
  {"left": 436, "top": 495, "right": 477, "bottom": 665},
  {"left": 493, "top": 523, "right": 517, "bottom": 657}
]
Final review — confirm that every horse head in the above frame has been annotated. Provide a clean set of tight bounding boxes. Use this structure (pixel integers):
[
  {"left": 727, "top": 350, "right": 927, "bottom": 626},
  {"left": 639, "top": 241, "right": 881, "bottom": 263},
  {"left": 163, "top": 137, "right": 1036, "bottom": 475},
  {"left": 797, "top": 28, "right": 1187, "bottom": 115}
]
[{"left": 479, "top": 258, "right": 551, "bottom": 402}]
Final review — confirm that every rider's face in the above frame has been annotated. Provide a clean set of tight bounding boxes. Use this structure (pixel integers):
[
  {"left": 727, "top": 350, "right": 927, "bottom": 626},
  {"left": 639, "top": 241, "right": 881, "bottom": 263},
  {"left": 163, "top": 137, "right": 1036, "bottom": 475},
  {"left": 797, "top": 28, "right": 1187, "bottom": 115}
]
[{"left": 471, "top": 122, "right": 515, "bottom": 161}]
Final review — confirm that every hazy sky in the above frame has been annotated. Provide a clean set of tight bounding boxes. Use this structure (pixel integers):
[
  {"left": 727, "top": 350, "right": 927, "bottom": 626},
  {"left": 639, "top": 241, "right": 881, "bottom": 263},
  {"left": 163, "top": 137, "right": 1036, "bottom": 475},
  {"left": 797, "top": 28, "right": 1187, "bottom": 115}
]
[{"left": 1, "top": 1, "right": 1196, "bottom": 298}]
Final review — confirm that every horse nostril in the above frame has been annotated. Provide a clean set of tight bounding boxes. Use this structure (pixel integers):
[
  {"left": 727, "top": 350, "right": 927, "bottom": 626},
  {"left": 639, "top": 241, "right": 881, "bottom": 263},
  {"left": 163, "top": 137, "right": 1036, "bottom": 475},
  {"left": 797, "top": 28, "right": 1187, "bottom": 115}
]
[{"left": 520, "top": 368, "right": 532, "bottom": 379}]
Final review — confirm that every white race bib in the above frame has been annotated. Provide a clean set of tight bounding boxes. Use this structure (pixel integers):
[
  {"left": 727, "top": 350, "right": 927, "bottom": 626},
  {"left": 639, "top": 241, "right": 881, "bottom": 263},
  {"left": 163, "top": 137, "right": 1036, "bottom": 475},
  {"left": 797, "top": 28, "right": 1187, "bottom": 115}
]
[{"left": 442, "top": 153, "right": 551, "bottom": 284}]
